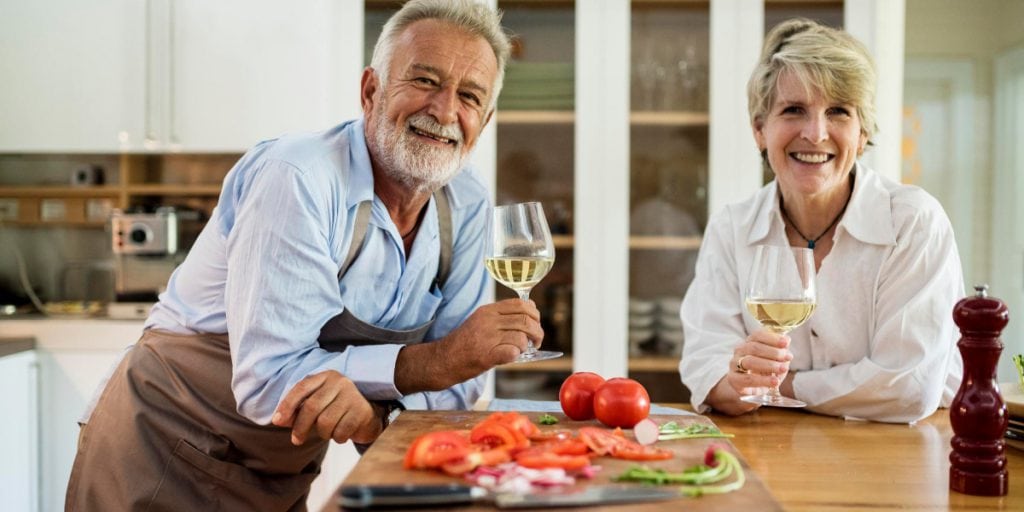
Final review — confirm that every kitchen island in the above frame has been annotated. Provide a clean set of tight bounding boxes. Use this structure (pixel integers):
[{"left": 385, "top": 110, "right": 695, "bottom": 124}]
[{"left": 327, "top": 406, "right": 1023, "bottom": 511}]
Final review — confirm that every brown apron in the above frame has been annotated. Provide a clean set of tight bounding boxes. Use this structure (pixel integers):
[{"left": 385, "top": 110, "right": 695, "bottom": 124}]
[{"left": 65, "top": 189, "right": 452, "bottom": 511}]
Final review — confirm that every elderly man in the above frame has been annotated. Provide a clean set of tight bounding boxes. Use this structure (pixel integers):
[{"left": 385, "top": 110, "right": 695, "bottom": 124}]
[{"left": 65, "top": 1, "right": 540, "bottom": 510}]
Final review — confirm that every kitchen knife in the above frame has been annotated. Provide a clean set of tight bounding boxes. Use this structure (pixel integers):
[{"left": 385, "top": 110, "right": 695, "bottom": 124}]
[{"left": 338, "top": 483, "right": 681, "bottom": 509}]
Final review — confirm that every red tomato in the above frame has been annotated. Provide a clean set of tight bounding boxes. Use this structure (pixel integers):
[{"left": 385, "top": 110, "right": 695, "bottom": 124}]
[
  {"left": 577, "top": 426, "right": 628, "bottom": 456},
  {"left": 608, "top": 442, "right": 674, "bottom": 461},
  {"left": 403, "top": 431, "right": 471, "bottom": 469},
  {"left": 469, "top": 422, "right": 520, "bottom": 451},
  {"left": 592, "top": 378, "right": 651, "bottom": 428},
  {"left": 559, "top": 372, "right": 606, "bottom": 420},
  {"left": 440, "top": 448, "right": 512, "bottom": 476},
  {"left": 515, "top": 449, "right": 591, "bottom": 470}
]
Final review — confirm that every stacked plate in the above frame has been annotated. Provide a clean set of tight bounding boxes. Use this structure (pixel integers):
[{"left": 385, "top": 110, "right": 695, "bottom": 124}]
[
  {"left": 498, "top": 61, "right": 574, "bottom": 111},
  {"left": 1003, "top": 382, "right": 1024, "bottom": 450}
]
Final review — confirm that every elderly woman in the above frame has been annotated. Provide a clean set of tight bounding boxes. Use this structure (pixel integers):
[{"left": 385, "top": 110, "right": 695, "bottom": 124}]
[{"left": 679, "top": 18, "right": 964, "bottom": 423}]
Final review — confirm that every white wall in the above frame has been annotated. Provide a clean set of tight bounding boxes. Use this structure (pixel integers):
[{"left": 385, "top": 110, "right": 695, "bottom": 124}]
[{"left": 904, "top": 0, "right": 1024, "bottom": 381}]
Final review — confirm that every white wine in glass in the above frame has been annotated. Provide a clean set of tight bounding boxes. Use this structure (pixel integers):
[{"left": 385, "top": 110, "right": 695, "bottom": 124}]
[
  {"left": 741, "top": 245, "right": 816, "bottom": 407},
  {"left": 487, "top": 202, "right": 563, "bottom": 363}
]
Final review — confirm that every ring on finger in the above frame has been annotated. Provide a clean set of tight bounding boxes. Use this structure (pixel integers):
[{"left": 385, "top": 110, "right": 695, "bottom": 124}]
[{"left": 735, "top": 355, "right": 752, "bottom": 374}]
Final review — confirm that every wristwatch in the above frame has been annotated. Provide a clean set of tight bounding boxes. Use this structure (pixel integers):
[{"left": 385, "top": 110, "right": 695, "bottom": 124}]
[
  {"left": 354, "top": 400, "right": 404, "bottom": 455},
  {"left": 381, "top": 400, "right": 404, "bottom": 430}
]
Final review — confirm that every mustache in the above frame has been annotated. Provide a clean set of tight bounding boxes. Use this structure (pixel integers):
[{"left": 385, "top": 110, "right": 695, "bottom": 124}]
[{"left": 407, "top": 114, "right": 464, "bottom": 144}]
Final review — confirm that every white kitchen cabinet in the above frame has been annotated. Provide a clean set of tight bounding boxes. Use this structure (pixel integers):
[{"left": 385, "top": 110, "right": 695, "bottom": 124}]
[
  {"left": 151, "top": 0, "right": 363, "bottom": 151},
  {"left": 0, "top": 0, "right": 146, "bottom": 152},
  {"left": 0, "top": 349, "right": 40, "bottom": 512},
  {"left": 1, "top": 318, "right": 141, "bottom": 512},
  {"left": 0, "top": 0, "right": 363, "bottom": 153}
]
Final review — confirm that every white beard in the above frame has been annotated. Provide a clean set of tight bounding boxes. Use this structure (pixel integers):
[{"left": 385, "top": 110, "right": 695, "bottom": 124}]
[{"left": 369, "top": 102, "right": 469, "bottom": 193}]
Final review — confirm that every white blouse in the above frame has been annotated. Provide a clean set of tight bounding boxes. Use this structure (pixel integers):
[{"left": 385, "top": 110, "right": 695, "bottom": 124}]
[{"left": 679, "top": 164, "right": 964, "bottom": 423}]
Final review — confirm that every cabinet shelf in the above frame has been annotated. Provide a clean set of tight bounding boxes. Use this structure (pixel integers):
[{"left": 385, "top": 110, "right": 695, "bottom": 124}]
[
  {"left": 0, "top": 186, "right": 121, "bottom": 197},
  {"left": 629, "top": 235, "right": 702, "bottom": 250},
  {"left": 497, "top": 355, "right": 681, "bottom": 374},
  {"left": 496, "top": 110, "right": 710, "bottom": 127},
  {"left": 546, "top": 235, "right": 702, "bottom": 250},
  {"left": 498, "top": 110, "right": 574, "bottom": 124},
  {"left": 125, "top": 184, "right": 222, "bottom": 196},
  {"left": 630, "top": 111, "right": 709, "bottom": 127}
]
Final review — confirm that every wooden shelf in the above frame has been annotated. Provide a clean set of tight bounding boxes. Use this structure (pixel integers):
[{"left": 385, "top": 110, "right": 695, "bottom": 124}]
[
  {"left": 496, "top": 110, "right": 710, "bottom": 127},
  {"left": 498, "top": 357, "right": 573, "bottom": 373},
  {"left": 628, "top": 356, "right": 681, "bottom": 373},
  {"left": 497, "top": 355, "right": 681, "bottom": 373},
  {"left": 630, "top": 111, "right": 709, "bottom": 127},
  {"left": 498, "top": 110, "right": 574, "bottom": 124},
  {"left": 0, "top": 219, "right": 106, "bottom": 228},
  {"left": 629, "top": 235, "right": 701, "bottom": 250},
  {"left": 543, "top": 235, "right": 702, "bottom": 250},
  {"left": 0, "top": 186, "right": 121, "bottom": 197},
  {"left": 125, "top": 184, "right": 222, "bottom": 196}
]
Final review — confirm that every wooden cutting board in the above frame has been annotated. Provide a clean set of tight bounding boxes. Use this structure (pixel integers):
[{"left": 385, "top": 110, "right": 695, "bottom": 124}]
[{"left": 327, "top": 410, "right": 782, "bottom": 511}]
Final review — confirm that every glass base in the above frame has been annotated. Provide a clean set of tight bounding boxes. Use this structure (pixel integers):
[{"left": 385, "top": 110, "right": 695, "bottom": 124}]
[
  {"left": 507, "top": 350, "right": 563, "bottom": 364},
  {"left": 740, "top": 393, "right": 806, "bottom": 408}
]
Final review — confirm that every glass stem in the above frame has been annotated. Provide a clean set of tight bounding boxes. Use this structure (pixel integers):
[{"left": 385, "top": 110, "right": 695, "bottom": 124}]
[{"left": 517, "top": 289, "right": 535, "bottom": 352}]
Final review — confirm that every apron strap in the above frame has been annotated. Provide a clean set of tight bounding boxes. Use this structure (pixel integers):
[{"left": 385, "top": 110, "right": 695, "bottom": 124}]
[
  {"left": 337, "top": 200, "right": 372, "bottom": 281},
  {"left": 337, "top": 186, "right": 454, "bottom": 289},
  {"left": 433, "top": 187, "right": 453, "bottom": 290}
]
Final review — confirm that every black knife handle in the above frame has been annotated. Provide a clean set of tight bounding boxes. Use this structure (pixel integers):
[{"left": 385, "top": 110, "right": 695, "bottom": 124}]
[{"left": 338, "top": 483, "right": 480, "bottom": 509}]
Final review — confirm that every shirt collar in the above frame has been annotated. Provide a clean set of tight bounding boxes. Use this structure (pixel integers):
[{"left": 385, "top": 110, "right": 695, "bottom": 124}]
[{"left": 746, "top": 162, "right": 896, "bottom": 247}]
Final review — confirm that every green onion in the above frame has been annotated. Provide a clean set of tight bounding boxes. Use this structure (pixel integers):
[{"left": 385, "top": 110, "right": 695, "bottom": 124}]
[
  {"left": 657, "top": 421, "right": 734, "bottom": 441},
  {"left": 614, "top": 444, "right": 745, "bottom": 496}
]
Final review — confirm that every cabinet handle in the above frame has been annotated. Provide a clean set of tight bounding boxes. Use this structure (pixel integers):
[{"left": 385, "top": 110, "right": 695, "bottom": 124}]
[
  {"left": 28, "top": 358, "right": 40, "bottom": 512},
  {"left": 144, "top": 0, "right": 156, "bottom": 144},
  {"left": 169, "top": 0, "right": 179, "bottom": 146}
]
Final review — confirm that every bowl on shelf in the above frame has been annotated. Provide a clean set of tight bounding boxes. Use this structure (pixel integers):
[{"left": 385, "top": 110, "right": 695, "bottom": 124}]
[{"left": 496, "top": 373, "right": 548, "bottom": 396}]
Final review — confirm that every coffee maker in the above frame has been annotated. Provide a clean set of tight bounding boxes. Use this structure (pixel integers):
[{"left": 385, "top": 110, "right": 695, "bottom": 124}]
[{"left": 110, "top": 207, "right": 195, "bottom": 305}]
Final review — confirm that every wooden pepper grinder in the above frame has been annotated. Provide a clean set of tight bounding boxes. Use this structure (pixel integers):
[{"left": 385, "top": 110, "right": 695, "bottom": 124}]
[{"left": 949, "top": 284, "right": 1010, "bottom": 496}]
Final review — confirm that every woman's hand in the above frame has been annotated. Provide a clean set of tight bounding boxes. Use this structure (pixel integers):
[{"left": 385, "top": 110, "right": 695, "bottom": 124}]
[
  {"left": 272, "top": 370, "right": 382, "bottom": 446},
  {"left": 706, "top": 329, "right": 794, "bottom": 415}
]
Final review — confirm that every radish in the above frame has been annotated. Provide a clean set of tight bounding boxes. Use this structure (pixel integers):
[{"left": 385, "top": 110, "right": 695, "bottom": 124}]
[{"left": 633, "top": 418, "right": 660, "bottom": 445}]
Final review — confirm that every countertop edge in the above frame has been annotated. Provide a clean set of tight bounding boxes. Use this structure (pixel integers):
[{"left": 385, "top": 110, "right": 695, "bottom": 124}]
[{"left": 0, "top": 337, "right": 37, "bottom": 358}]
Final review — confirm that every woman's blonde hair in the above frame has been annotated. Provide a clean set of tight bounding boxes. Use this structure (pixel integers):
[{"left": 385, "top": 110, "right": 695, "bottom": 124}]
[{"left": 747, "top": 18, "right": 878, "bottom": 144}]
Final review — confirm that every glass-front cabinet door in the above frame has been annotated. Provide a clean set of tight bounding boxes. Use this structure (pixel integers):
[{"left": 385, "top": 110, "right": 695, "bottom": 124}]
[
  {"left": 364, "top": 0, "right": 883, "bottom": 405},
  {"left": 627, "top": 1, "right": 710, "bottom": 402}
]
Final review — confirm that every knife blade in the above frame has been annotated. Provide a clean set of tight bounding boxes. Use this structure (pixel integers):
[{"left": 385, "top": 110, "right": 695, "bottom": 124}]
[{"left": 338, "top": 483, "right": 681, "bottom": 509}]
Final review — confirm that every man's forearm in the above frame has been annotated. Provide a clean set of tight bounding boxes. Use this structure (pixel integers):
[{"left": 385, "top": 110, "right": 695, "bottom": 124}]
[{"left": 394, "top": 340, "right": 464, "bottom": 394}]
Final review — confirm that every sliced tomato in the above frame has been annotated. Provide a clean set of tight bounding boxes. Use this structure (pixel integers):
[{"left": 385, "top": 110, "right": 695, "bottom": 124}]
[
  {"left": 538, "top": 438, "right": 590, "bottom": 456},
  {"left": 441, "top": 447, "right": 512, "bottom": 476},
  {"left": 528, "top": 429, "right": 574, "bottom": 443},
  {"left": 515, "top": 449, "right": 591, "bottom": 470},
  {"left": 480, "top": 412, "right": 541, "bottom": 439},
  {"left": 609, "top": 442, "right": 674, "bottom": 461},
  {"left": 469, "top": 421, "right": 520, "bottom": 451},
  {"left": 403, "top": 431, "right": 471, "bottom": 469},
  {"left": 578, "top": 426, "right": 628, "bottom": 456}
]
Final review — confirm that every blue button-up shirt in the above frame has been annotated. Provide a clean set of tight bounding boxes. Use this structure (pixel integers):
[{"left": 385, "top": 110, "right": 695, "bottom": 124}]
[{"left": 146, "top": 118, "right": 491, "bottom": 424}]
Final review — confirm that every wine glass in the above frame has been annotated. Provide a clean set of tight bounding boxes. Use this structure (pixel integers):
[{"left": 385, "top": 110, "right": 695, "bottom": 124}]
[
  {"left": 742, "top": 245, "right": 816, "bottom": 407},
  {"left": 486, "top": 202, "right": 563, "bottom": 363}
]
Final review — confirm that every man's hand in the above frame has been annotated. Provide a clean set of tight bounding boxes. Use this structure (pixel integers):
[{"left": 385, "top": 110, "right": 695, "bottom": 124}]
[
  {"left": 394, "top": 298, "right": 544, "bottom": 394},
  {"left": 271, "top": 370, "right": 382, "bottom": 446}
]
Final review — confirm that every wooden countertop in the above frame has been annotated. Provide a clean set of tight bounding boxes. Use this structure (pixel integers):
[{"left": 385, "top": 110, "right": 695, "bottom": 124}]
[
  {"left": 686, "top": 406, "right": 1021, "bottom": 511},
  {"left": 0, "top": 337, "right": 35, "bottom": 358},
  {"left": 328, "top": 405, "right": 1021, "bottom": 511}
]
